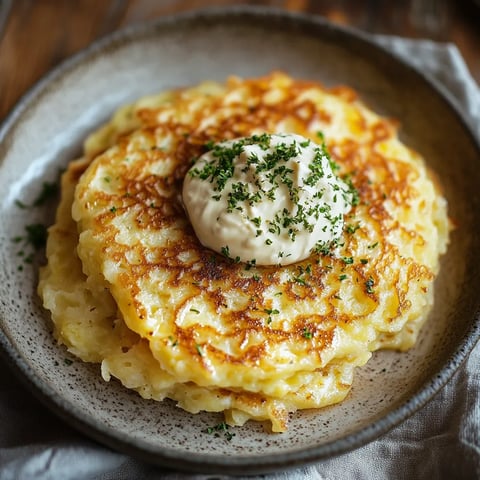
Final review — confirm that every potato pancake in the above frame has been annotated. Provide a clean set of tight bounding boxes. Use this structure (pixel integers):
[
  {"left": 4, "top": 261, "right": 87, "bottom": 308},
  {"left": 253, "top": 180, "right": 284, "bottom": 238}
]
[{"left": 39, "top": 72, "right": 449, "bottom": 432}]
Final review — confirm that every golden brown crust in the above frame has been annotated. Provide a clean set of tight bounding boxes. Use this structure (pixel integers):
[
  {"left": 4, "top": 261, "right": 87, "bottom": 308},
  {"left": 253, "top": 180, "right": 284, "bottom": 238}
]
[{"left": 40, "top": 72, "right": 449, "bottom": 431}]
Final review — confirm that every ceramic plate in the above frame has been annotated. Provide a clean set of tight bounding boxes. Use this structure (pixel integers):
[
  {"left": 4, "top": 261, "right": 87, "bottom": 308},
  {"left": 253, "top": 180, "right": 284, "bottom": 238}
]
[{"left": 1, "top": 7, "right": 479, "bottom": 475}]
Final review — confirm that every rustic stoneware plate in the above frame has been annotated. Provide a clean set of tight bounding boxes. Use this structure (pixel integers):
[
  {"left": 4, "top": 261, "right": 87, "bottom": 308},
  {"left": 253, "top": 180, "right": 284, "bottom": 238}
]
[{"left": 0, "top": 7, "right": 479, "bottom": 475}]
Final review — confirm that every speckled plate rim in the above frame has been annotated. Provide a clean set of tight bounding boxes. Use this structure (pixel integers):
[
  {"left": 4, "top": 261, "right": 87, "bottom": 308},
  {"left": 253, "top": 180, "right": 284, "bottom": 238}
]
[{"left": 1, "top": 6, "right": 480, "bottom": 475}]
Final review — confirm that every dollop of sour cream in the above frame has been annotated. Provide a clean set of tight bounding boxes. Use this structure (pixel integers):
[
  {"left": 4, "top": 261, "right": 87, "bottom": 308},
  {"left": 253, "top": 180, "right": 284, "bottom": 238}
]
[{"left": 182, "top": 133, "right": 355, "bottom": 266}]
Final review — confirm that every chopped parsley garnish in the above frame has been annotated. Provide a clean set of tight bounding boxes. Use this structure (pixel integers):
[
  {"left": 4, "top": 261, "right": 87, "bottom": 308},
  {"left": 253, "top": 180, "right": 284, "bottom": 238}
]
[
  {"left": 302, "top": 328, "right": 313, "bottom": 339},
  {"left": 26, "top": 224, "right": 47, "bottom": 249},
  {"left": 292, "top": 265, "right": 312, "bottom": 286},
  {"left": 15, "top": 181, "right": 59, "bottom": 210},
  {"left": 190, "top": 137, "right": 250, "bottom": 191},
  {"left": 346, "top": 222, "right": 361, "bottom": 234},
  {"left": 304, "top": 147, "right": 328, "bottom": 187},
  {"left": 365, "top": 277, "right": 375, "bottom": 294},
  {"left": 33, "top": 181, "right": 59, "bottom": 206},
  {"left": 313, "top": 235, "right": 346, "bottom": 257},
  {"left": 204, "top": 140, "right": 215, "bottom": 150},
  {"left": 251, "top": 216, "right": 261, "bottom": 227},
  {"left": 13, "top": 223, "right": 48, "bottom": 251},
  {"left": 312, "top": 240, "right": 333, "bottom": 256},
  {"left": 13, "top": 219, "right": 48, "bottom": 270},
  {"left": 203, "top": 422, "right": 235, "bottom": 441},
  {"left": 244, "top": 258, "right": 257, "bottom": 271},
  {"left": 264, "top": 308, "right": 279, "bottom": 324}
]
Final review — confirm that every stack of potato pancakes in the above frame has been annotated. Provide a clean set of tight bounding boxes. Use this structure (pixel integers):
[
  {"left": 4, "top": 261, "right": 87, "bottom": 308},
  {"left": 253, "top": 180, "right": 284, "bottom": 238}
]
[{"left": 38, "top": 72, "right": 449, "bottom": 432}]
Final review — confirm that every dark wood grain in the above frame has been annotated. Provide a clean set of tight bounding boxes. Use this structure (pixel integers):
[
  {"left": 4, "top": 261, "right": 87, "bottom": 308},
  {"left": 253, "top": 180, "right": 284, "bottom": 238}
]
[{"left": 1, "top": 0, "right": 479, "bottom": 122}]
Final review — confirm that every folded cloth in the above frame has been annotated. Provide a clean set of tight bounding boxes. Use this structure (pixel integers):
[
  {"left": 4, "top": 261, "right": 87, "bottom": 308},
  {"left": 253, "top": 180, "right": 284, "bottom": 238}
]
[{"left": 0, "top": 34, "right": 479, "bottom": 480}]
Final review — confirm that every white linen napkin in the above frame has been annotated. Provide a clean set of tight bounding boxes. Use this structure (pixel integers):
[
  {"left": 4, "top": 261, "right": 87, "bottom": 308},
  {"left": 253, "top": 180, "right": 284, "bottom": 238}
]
[{"left": 0, "top": 34, "right": 479, "bottom": 480}]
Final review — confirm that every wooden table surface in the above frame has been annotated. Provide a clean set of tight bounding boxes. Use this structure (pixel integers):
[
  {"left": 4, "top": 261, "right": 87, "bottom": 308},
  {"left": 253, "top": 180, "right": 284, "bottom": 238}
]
[{"left": 1, "top": 0, "right": 479, "bottom": 123}]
